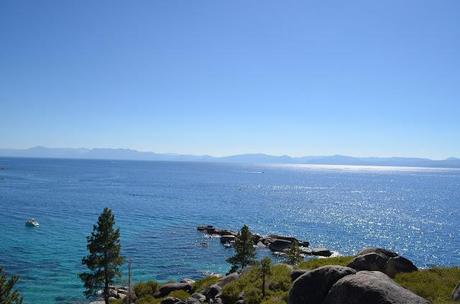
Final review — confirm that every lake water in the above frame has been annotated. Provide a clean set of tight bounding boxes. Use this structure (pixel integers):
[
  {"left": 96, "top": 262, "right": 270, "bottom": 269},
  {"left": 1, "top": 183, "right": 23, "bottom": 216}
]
[{"left": 0, "top": 158, "right": 459, "bottom": 304}]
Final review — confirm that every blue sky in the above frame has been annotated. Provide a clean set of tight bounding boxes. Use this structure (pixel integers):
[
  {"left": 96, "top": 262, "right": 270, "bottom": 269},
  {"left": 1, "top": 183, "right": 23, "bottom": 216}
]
[{"left": 0, "top": 0, "right": 459, "bottom": 158}]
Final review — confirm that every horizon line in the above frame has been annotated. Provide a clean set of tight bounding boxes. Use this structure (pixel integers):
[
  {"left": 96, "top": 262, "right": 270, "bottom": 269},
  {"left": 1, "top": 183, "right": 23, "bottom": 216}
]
[{"left": 0, "top": 145, "right": 458, "bottom": 161}]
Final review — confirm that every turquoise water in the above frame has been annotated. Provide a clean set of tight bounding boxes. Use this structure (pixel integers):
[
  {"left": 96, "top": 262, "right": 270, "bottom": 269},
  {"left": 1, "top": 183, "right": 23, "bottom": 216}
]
[{"left": 0, "top": 158, "right": 459, "bottom": 304}]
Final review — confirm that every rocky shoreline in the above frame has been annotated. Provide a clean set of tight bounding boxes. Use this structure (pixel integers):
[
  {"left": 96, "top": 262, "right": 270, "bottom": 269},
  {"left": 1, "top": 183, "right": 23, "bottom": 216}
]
[
  {"left": 197, "top": 225, "right": 333, "bottom": 257},
  {"left": 88, "top": 247, "right": 460, "bottom": 304}
]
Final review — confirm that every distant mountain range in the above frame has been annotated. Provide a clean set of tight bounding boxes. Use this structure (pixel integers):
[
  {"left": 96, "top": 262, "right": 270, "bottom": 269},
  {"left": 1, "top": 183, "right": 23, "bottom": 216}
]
[{"left": 1, "top": 146, "right": 460, "bottom": 168}]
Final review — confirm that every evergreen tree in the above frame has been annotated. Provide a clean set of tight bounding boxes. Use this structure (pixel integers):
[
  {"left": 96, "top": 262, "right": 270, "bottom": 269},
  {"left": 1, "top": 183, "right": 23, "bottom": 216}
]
[
  {"left": 260, "top": 257, "right": 272, "bottom": 298},
  {"left": 79, "top": 208, "right": 124, "bottom": 304},
  {"left": 226, "top": 225, "right": 256, "bottom": 272},
  {"left": 286, "top": 240, "right": 302, "bottom": 265},
  {"left": 0, "top": 267, "right": 23, "bottom": 304}
]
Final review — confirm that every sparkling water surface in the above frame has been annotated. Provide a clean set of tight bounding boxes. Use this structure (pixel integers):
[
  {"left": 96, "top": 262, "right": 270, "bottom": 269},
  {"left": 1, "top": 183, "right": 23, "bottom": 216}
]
[{"left": 0, "top": 158, "right": 459, "bottom": 304}]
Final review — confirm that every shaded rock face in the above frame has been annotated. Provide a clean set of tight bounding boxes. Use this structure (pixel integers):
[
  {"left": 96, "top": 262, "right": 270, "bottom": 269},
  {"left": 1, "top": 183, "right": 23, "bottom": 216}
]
[
  {"left": 155, "top": 283, "right": 193, "bottom": 298},
  {"left": 269, "top": 239, "right": 292, "bottom": 252},
  {"left": 453, "top": 282, "right": 460, "bottom": 301},
  {"left": 347, "top": 248, "right": 417, "bottom": 277},
  {"left": 161, "top": 297, "right": 185, "bottom": 304},
  {"left": 290, "top": 270, "right": 307, "bottom": 282},
  {"left": 204, "top": 284, "right": 222, "bottom": 301},
  {"left": 322, "top": 271, "right": 430, "bottom": 304},
  {"left": 288, "top": 266, "right": 357, "bottom": 304}
]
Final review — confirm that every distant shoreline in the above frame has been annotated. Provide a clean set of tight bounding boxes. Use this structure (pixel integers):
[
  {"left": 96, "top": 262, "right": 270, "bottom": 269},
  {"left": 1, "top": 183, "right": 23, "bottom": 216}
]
[{"left": 1, "top": 147, "right": 460, "bottom": 169}]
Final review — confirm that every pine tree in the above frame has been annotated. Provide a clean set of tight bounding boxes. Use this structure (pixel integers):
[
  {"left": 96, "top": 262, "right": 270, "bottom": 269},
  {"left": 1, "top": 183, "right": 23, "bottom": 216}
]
[
  {"left": 260, "top": 257, "right": 272, "bottom": 298},
  {"left": 286, "top": 240, "right": 302, "bottom": 265},
  {"left": 0, "top": 267, "right": 23, "bottom": 304},
  {"left": 79, "top": 208, "right": 124, "bottom": 304},
  {"left": 226, "top": 225, "right": 256, "bottom": 273}
]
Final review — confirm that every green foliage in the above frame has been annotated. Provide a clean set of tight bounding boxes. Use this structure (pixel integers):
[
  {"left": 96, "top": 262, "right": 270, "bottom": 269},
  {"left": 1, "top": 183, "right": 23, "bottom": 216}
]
[
  {"left": 169, "top": 290, "right": 191, "bottom": 300},
  {"left": 260, "top": 291, "right": 288, "bottom": 304},
  {"left": 109, "top": 299, "right": 124, "bottom": 304},
  {"left": 226, "top": 225, "right": 256, "bottom": 272},
  {"left": 395, "top": 267, "right": 460, "bottom": 304},
  {"left": 79, "top": 208, "right": 124, "bottom": 304},
  {"left": 192, "top": 275, "right": 220, "bottom": 292},
  {"left": 0, "top": 267, "right": 23, "bottom": 304},
  {"left": 286, "top": 240, "right": 302, "bottom": 265},
  {"left": 297, "top": 256, "right": 354, "bottom": 270},
  {"left": 134, "top": 280, "right": 159, "bottom": 298},
  {"left": 136, "top": 295, "right": 162, "bottom": 304},
  {"left": 222, "top": 264, "right": 292, "bottom": 304},
  {"left": 245, "top": 286, "right": 262, "bottom": 304},
  {"left": 260, "top": 257, "right": 272, "bottom": 298},
  {"left": 267, "top": 265, "right": 291, "bottom": 292}
]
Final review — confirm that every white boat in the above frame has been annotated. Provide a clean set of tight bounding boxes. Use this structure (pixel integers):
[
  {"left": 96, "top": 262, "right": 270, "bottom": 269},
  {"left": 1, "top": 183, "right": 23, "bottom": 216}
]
[{"left": 25, "top": 218, "right": 39, "bottom": 227}]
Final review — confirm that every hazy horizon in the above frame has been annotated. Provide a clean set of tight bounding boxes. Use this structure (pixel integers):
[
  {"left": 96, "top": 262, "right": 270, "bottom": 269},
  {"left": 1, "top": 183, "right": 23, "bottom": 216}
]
[{"left": 1, "top": 145, "right": 459, "bottom": 162}]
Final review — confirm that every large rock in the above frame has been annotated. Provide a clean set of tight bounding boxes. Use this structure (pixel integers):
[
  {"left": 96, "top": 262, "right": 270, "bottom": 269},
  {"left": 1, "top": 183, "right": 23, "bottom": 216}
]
[
  {"left": 191, "top": 293, "right": 206, "bottom": 302},
  {"left": 288, "top": 266, "right": 356, "bottom": 304},
  {"left": 347, "top": 253, "right": 388, "bottom": 272},
  {"left": 161, "top": 297, "right": 185, "bottom": 304},
  {"left": 323, "top": 271, "right": 429, "bottom": 304},
  {"left": 290, "top": 270, "right": 307, "bottom": 282},
  {"left": 385, "top": 256, "right": 418, "bottom": 277},
  {"left": 155, "top": 283, "right": 193, "bottom": 298},
  {"left": 204, "top": 284, "right": 222, "bottom": 300},
  {"left": 347, "top": 248, "right": 417, "bottom": 277},
  {"left": 356, "top": 247, "right": 398, "bottom": 258},
  {"left": 269, "top": 239, "right": 292, "bottom": 252},
  {"left": 453, "top": 282, "right": 460, "bottom": 301},
  {"left": 220, "top": 235, "right": 236, "bottom": 244}
]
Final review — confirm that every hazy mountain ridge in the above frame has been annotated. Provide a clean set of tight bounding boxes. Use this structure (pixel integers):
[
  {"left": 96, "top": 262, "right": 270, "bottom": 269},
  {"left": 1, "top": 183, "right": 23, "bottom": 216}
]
[{"left": 0, "top": 146, "right": 459, "bottom": 168}]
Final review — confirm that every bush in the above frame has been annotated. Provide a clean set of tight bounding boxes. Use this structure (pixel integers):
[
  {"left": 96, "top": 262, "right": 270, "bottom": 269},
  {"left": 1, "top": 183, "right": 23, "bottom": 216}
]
[
  {"left": 192, "top": 275, "right": 220, "bottom": 292},
  {"left": 395, "top": 267, "right": 460, "bottom": 304},
  {"left": 221, "top": 280, "right": 241, "bottom": 304},
  {"left": 297, "top": 256, "right": 354, "bottom": 270},
  {"left": 136, "top": 295, "right": 162, "bottom": 304},
  {"left": 222, "top": 263, "right": 292, "bottom": 304},
  {"left": 134, "top": 280, "right": 159, "bottom": 298},
  {"left": 260, "top": 291, "right": 288, "bottom": 304},
  {"left": 169, "top": 290, "right": 191, "bottom": 300},
  {"left": 245, "top": 286, "right": 262, "bottom": 304},
  {"left": 268, "top": 264, "right": 291, "bottom": 292}
]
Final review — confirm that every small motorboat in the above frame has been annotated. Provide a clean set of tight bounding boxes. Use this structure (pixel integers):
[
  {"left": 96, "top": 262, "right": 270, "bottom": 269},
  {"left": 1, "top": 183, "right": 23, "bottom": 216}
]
[{"left": 25, "top": 218, "right": 39, "bottom": 227}]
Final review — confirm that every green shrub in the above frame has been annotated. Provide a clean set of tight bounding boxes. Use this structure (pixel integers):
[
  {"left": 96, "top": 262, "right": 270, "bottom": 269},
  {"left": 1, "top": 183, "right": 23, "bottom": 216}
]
[
  {"left": 260, "top": 291, "right": 288, "bottom": 304},
  {"left": 221, "top": 280, "right": 241, "bottom": 304},
  {"left": 268, "top": 264, "right": 291, "bottom": 292},
  {"left": 395, "top": 267, "right": 460, "bottom": 304},
  {"left": 222, "top": 263, "right": 292, "bottom": 304},
  {"left": 109, "top": 298, "right": 124, "bottom": 304},
  {"left": 136, "top": 295, "right": 162, "bottom": 304},
  {"left": 134, "top": 280, "right": 159, "bottom": 298},
  {"left": 169, "top": 290, "right": 191, "bottom": 300},
  {"left": 245, "top": 286, "right": 262, "bottom": 304},
  {"left": 297, "top": 256, "right": 354, "bottom": 270},
  {"left": 192, "top": 275, "right": 220, "bottom": 292}
]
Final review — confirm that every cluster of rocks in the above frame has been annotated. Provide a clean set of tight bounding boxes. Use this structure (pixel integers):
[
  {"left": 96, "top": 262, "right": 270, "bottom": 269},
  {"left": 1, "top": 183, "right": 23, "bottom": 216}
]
[
  {"left": 197, "top": 225, "right": 332, "bottom": 257},
  {"left": 157, "top": 273, "right": 240, "bottom": 304},
  {"left": 89, "top": 286, "right": 132, "bottom": 304},
  {"left": 289, "top": 248, "right": 427, "bottom": 304}
]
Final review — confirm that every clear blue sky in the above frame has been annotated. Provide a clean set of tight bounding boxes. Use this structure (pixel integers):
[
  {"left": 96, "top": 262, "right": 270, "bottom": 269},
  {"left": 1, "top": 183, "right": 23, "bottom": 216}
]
[{"left": 1, "top": 0, "right": 459, "bottom": 158}]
